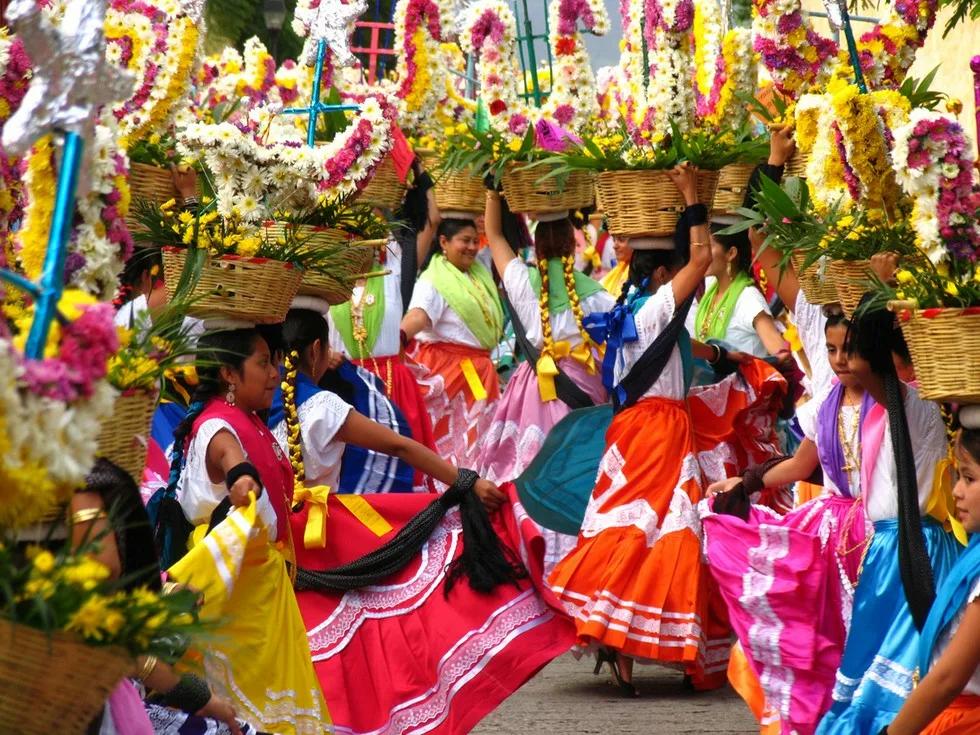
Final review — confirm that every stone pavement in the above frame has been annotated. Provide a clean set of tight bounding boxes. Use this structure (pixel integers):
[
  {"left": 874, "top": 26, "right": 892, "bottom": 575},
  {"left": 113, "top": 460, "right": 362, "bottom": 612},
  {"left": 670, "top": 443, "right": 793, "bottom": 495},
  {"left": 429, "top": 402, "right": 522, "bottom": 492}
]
[{"left": 475, "top": 654, "right": 759, "bottom": 734}]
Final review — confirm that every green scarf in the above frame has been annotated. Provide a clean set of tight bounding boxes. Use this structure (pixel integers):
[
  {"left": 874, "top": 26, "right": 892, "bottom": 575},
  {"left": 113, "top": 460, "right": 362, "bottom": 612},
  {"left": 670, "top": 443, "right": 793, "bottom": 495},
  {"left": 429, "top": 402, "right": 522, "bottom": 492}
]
[
  {"left": 420, "top": 255, "right": 504, "bottom": 350},
  {"left": 694, "top": 271, "right": 754, "bottom": 342},
  {"left": 527, "top": 260, "right": 606, "bottom": 314},
  {"left": 330, "top": 264, "right": 387, "bottom": 358}
]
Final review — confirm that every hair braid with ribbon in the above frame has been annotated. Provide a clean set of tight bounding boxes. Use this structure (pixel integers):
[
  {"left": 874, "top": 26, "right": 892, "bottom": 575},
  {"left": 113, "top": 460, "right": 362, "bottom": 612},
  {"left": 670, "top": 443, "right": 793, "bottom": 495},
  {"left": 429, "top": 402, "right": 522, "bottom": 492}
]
[
  {"left": 282, "top": 350, "right": 306, "bottom": 485},
  {"left": 562, "top": 254, "right": 595, "bottom": 351},
  {"left": 537, "top": 257, "right": 555, "bottom": 356}
]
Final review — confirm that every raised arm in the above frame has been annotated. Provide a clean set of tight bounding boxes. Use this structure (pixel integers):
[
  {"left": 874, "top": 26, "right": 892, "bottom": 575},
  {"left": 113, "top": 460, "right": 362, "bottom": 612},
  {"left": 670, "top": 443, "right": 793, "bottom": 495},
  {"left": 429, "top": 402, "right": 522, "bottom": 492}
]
[
  {"left": 666, "top": 165, "right": 712, "bottom": 306},
  {"left": 416, "top": 188, "right": 441, "bottom": 269},
  {"left": 752, "top": 126, "right": 800, "bottom": 310},
  {"left": 484, "top": 190, "right": 519, "bottom": 275}
]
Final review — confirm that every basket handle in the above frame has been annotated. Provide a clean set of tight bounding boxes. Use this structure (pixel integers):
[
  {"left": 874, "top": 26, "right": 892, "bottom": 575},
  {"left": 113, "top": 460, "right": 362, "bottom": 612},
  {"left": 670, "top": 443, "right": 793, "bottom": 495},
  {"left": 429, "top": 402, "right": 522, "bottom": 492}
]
[
  {"left": 358, "top": 239, "right": 389, "bottom": 248},
  {"left": 887, "top": 299, "right": 919, "bottom": 313}
]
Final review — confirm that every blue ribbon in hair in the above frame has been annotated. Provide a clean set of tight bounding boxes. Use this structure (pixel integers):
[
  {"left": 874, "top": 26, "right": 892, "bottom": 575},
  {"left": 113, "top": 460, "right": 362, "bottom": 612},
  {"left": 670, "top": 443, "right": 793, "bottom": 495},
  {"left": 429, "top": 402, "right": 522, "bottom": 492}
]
[{"left": 583, "top": 282, "right": 650, "bottom": 395}]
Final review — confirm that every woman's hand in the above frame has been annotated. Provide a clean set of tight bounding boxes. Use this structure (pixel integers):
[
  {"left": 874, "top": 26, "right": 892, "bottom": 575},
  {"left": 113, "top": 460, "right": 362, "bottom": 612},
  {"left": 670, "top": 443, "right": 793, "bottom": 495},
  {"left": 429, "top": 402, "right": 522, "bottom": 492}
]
[
  {"left": 870, "top": 251, "right": 901, "bottom": 286},
  {"left": 474, "top": 478, "right": 507, "bottom": 513},
  {"left": 170, "top": 164, "right": 198, "bottom": 201},
  {"left": 768, "top": 125, "right": 796, "bottom": 166},
  {"left": 196, "top": 694, "right": 242, "bottom": 735},
  {"left": 324, "top": 348, "right": 344, "bottom": 372},
  {"left": 707, "top": 476, "right": 744, "bottom": 497},
  {"left": 666, "top": 163, "right": 699, "bottom": 206},
  {"left": 228, "top": 475, "right": 262, "bottom": 507}
]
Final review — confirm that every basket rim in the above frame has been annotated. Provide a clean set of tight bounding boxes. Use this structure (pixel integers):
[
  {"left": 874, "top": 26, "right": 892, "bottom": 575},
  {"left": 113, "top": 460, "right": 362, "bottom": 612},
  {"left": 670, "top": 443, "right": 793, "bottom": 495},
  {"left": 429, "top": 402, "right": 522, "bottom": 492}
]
[{"left": 162, "top": 246, "right": 302, "bottom": 270}]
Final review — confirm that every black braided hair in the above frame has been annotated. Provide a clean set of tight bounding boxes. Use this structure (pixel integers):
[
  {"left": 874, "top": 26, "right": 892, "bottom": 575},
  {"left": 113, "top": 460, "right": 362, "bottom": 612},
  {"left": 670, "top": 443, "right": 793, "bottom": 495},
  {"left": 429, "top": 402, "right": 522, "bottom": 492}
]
[
  {"left": 420, "top": 218, "right": 477, "bottom": 273},
  {"left": 113, "top": 247, "right": 162, "bottom": 310},
  {"left": 534, "top": 217, "right": 575, "bottom": 261},
  {"left": 846, "top": 295, "right": 935, "bottom": 629},
  {"left": 154, "top": 328, "right": 262, "bottom": 567},
  {"left": 282, "top": 308, "right": 329, "bottom": 359},
  {"left": 710, "top": 221, "right": 753, "bottom": 275}
]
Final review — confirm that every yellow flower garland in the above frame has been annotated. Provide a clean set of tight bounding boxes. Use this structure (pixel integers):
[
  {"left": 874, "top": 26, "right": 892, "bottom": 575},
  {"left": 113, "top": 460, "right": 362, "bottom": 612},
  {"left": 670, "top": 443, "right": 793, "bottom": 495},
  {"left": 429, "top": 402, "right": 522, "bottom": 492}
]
[{"left": 18, "top": 135, "right": 57, "bottom": 280}]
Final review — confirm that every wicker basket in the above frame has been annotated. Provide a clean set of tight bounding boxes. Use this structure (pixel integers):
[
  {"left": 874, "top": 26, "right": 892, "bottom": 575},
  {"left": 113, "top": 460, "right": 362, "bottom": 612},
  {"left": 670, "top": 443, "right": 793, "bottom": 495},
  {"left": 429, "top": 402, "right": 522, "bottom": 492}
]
[
  {"left": 299, "top": 272, "right": 354, "bottom": 305},
  {"left": 162, "top": 247, "right": 303, "bottom": 324},
  {"left": 595, "top": 169, "right": 720, "bottom": 236},
  {"left": 785, "top": 149, "right": 810, "bottom": 179},
  {"left": 895, "top": 306, "right": 980, "bottom": 404},
  {"left": 128, "top": 163, "right": 201, "bottom": 231},
  {"left": 828, "top": 259, "right": 871, "bottom": 317},
  {"left": 262, "top": 222, "right": 359, "bottom": 250},
  {"left": 361, "top": 155, "right": 408, "bottom": 209},
  {"left": 713, "top": 162, "right": 757, "bottom": 213},
  {"left": 97, "top": 390, "right": 157, "bottom": 481},
  {"left": 501, "top": 165, "right": 594, "bottom": 214},
  {"left": 0, "top": 619, "right": 134, "bottom": 735},
  {"left": 298, "top": 243, "right": 376, "bottom": 304},
  {"left": 434, "top": 166, "right": 486, "bottom": 215},
  {"left": 790, "top": 251, "right": 838, "bottom": 305}
]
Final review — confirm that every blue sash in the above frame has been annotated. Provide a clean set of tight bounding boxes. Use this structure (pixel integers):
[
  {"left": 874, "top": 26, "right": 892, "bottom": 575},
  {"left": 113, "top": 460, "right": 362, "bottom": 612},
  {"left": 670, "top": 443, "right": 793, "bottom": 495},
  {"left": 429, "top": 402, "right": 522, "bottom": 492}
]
[{"left": 918, "top": 534, "right": 978, "bottom": 675}]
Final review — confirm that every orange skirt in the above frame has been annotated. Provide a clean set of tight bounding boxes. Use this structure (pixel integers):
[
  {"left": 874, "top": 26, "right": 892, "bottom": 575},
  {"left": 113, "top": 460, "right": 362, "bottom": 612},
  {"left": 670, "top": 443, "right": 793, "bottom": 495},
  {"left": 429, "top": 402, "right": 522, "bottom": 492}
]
[
  {"left": 728, "top": 643, "right": 781, "bottom": 735},
  {"left": 921, "top": 695, "right": 980, "bottom": 734},
  {"left": 408, "top": 341, "right": 500, "bottom": 469}
]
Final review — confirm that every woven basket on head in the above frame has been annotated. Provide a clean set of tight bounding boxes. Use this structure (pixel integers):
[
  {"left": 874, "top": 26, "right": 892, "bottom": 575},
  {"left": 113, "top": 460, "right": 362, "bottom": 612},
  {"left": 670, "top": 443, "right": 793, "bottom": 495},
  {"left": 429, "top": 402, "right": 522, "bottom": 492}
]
[
  {"left": 893, "top": 305, "right": 980, "bottom": 404},
  {"left": 299, "top": 242, "right": 377, "bottom": 304},
  {"left": 713, "top": 162, "right": 757, "bottom": 213},
  {"left": 0, "top": 619, "right": 134, "bottom": 735},
  {"left": 361, "top": 155, "right": 408, "bottom": 210},
  {"left": 434, "top": 166, "right": 486, "bottom": 215},
  {"left": 595, "top": 169, "right": 720, "bottom": 236},
  {"left": 790, "top": 251, "right": 838, "bottom": 305},
  {"left": 162, "top": 247, "right": 303, "bottom": 324},
  {"left": 263, "top": 222, "right": 359, "bottom": 250},
  {"left": 501, "top": 165, "right": 594, "bottom": 214},
  {"left": 827, "top": 259, "right": 871, "bottom": 317},
  {"left": 97, "top": 390, "right": 157, "bottom": 482},
  {"left": 784, "top": 149, "right": 810, "bottom": 179},
  {"left": 128, "top": 163, "right": 200, "bottom": 232}
]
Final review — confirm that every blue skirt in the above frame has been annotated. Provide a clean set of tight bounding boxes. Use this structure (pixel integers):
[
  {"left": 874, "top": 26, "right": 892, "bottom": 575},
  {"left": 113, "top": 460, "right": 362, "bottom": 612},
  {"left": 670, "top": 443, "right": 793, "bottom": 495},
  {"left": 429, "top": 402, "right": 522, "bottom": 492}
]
[{"left": 816, "top": 518, "right": 962, "bottom": 734}]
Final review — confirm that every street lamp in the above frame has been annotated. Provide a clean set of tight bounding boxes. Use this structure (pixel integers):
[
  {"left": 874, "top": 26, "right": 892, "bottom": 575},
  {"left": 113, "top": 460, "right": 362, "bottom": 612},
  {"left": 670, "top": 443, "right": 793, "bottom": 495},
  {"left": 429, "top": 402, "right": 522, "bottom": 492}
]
[{"left": 263, "top": 0, "right": 287, "bottom": 61}]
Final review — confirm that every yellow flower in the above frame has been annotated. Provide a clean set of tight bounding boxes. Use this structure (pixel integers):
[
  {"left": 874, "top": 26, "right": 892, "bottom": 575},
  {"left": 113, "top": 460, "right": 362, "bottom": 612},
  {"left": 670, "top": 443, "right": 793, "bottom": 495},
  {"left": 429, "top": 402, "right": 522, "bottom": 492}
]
[
  {"left": 507, "top": 138, "right": 522, "bottom": 152},
  {"left": 32, "top": 550, "right": 55, "bottom": 575},
  {"left": 23, "top": 578, "right": 54, "bottom": 598},
  {"left": 102, "top": 609, "right": 126, "bottom": 636},
  {"left": 67, "top": 596, "right": 111, "bottom": 640},
  {"left": 62, "top": 558, "right": 111, "bottom": 587},
  {"left": 144, "top": 611, "right": 168, "bottom": 631},
  {"left": 896, "top": 269, "right": 914, "bottom": 285},
  {"left": 944, "top": 281, "right": 959, "bottom": 297},
  {"left": 149, "top": 134, "right": 161, "bottom": 145}
]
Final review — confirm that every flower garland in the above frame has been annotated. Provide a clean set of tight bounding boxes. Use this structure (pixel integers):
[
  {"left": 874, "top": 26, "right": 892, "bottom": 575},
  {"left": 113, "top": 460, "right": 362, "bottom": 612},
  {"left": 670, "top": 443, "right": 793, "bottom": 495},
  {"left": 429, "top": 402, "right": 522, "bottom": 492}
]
[
  {"left": 178, "top": 92, "right": 396, "bottom": 221},
  {"left": 540, "top": 0, "right": 610, "bottom": 131},
  {"left": 391, "top": 0, "right": 445, "bottom": 134},
  {"left": 611, "top": 0, "right": 650, "bottom": 131},
  {"left": 460, "top": 0, "right": 532, "bottom": 141},
  {"left": 752, "top": 0, "right": 938, "bottom": 100},
  {"left": 104, "top": 0, "right": 200, "bottom": 148},
  {"left": 693, "top": 0, "right": 755, "bottom": 132},
  {"left": 0, "top": 291, "right": 118, "bottom": 528},
  {"left": 892, "top": 109, "right": 980, "bottom": 265},
  {"left": 638, "top": 0, "right": 696, "bottom": 139}
]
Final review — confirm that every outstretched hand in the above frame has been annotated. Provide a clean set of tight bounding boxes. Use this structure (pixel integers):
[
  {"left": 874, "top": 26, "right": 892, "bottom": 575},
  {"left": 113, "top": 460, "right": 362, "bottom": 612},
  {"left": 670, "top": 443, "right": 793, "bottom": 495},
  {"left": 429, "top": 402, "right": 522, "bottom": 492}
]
[
  {"left": 474, "top": 478, "right": 507, "bottom": 513},
  {"left": 706, "top": 476, "right": 744, "bottom": 497}
]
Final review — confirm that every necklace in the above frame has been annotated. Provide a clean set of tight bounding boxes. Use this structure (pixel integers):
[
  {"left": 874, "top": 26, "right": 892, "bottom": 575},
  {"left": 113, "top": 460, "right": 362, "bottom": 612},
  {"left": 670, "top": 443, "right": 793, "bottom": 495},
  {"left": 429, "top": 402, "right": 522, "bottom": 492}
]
[
  {"left": 698, "top": 287, "right": 728, "bottom": 342},
  {"left": 465, "top": 271, "right": 502, "bottom": 336},
  {"left": 837, "top": 396, "right": 862, "bottom": 475},
  {"left": 349, "top": 283, "right": 392, "bottom": 395}
]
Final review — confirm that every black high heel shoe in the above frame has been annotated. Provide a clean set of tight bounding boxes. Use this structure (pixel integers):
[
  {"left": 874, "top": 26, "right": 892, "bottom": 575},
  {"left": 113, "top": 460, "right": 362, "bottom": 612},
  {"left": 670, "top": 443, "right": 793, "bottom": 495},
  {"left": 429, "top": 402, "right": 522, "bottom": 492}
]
[{"left": 593, "top": 648, "right": 639, "bottom": 697}]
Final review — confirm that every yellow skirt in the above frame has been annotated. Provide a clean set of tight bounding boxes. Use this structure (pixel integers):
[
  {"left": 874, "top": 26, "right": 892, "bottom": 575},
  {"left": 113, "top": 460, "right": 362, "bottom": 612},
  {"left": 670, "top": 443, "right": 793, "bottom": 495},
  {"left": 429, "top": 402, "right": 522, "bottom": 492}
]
[{"left": 173, "top": 521, "right": 330, "bottom": 735}]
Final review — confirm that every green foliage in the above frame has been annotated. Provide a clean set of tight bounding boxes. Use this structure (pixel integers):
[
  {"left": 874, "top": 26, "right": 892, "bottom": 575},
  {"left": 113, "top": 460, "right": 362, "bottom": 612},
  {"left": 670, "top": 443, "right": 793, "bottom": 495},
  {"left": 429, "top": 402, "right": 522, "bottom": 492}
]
[
  {"left": 205, "top": 0, "right": 304, "bottom": 62},
  {"left": 898, "top": 66, "right": 948, "bottom": 112}
]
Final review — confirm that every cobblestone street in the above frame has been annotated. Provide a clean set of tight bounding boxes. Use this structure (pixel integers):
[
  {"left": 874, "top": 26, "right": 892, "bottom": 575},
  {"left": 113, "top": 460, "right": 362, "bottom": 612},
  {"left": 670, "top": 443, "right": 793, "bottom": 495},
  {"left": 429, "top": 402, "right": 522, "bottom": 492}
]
[{"left": 476, "top": 654, "right": 759, "bottom": 734}]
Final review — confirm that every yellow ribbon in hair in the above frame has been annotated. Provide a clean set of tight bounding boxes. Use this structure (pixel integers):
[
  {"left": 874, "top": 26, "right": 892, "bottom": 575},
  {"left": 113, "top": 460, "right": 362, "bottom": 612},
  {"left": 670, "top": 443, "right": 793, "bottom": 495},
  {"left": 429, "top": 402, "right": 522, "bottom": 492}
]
[
  {"left": 926, "top": 458, "right": 968, "bottom": 546},
  {"left": 581, "top": 243, "right": 601, "bottom": 270},
  {"left": 535, "top": 341, "right": 596, "bottom": 401},
  {"left": 293, "top": 483, "right": 331, "bottom": 549},
  {"left": 460, "top": 358, "right": 488, "bottom": 401},
  {"left": 337, "top": 495, "right": 393, "bottom": 537}
]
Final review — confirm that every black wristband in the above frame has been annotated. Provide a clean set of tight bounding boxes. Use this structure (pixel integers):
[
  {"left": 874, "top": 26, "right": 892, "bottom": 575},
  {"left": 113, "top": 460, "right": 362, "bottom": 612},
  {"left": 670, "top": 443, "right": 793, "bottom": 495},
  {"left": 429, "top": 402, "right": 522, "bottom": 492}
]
[
  {"left": 707, "top": 344, "right": 724, "bottom": 365},
  {"left": 440, "top": 468, "right": 479, "bottom": 508},
  {"left": 159, "top": 673, "right": 211, "bottom": 714},
  {"left": 683, "top": 203, "right": 708, "bottom": 227},
  {"left": 225, "top": 461, "right": 262, "bottom": 495}
]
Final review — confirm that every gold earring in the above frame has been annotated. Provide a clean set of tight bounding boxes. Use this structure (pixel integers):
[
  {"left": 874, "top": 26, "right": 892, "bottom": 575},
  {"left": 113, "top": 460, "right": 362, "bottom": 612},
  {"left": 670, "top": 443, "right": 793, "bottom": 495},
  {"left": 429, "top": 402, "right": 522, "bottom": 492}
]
[
  {"left": 225, "top": 383, "right": 236, "bottom": 406},
  {"left": 727, "top": 261, "right": 734, "bottom": 278}
]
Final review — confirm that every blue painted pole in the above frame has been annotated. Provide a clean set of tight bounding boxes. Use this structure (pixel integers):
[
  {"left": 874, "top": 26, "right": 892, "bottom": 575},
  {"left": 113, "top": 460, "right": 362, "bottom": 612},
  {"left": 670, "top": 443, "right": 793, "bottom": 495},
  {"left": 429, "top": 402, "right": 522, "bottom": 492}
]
[
  {"left": 0, "top": 269, "right": 42, "bottom": 299},
  {"left": 25, "top": 131, "right": 83, "bottom": 359},
  {"left": 838, "top": 6, "right": 868, "bottom": 93},
  {"left": 307, "top": 39, "right": 328, "bottom": 147}
]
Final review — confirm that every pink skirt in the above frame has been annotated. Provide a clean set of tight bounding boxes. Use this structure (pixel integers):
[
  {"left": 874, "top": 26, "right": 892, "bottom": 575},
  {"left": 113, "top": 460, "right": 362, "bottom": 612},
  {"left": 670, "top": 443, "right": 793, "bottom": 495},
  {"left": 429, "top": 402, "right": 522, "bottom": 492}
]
[
  {"left": 476, "top": 358, "right": 607, "bottom": 485},
  {"left": 701, "top": 493, "right": 870, "bottom": 734}
]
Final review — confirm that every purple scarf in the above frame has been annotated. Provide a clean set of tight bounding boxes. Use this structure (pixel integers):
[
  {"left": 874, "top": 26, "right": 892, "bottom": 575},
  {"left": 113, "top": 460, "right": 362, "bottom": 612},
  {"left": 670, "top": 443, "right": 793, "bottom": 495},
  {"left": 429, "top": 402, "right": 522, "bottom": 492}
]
[{"left": 816, "top": 381, "right": 873, "bottom": 498}]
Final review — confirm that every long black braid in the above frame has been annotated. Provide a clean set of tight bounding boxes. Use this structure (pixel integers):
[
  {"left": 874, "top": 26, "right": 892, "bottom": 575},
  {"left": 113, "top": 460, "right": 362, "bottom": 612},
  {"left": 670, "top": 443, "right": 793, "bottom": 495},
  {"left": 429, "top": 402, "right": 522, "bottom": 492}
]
[
  {"left": 150, "top": 329, "right": 260, "bottom": 568},
  {"left": 847, "top": 296, "right": 936, "bottom": 629}
]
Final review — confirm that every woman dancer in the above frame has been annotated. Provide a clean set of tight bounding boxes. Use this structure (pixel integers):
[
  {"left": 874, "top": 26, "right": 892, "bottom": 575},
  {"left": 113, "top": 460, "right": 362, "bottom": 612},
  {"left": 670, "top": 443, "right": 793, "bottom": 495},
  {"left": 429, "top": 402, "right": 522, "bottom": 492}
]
[
  {"left": 401, "top": 217, "right": 504, "bottom": 469},
  {"left": 152, "top": 327, "right": 330, "bottom": 735},
  {"left": 815, "top": 302, "right": 961, "bottom": 734},
  {"left": 601, "top": 235, "right": 632, "bottom": 298},
  {"left": 327, "top": 237, "right": 436, "bottom": 456},
  {"left": 476, "top": 193, "right": 613, "bottom": 484},
  {"left": 703, "top": 312, "right": 873, "bottom": 734},
  {"left": 548, "top": 166, "right": 787, "bottom": 695},
  {"left": 885, "top": 406, "right": 980, "bottom": 735}
]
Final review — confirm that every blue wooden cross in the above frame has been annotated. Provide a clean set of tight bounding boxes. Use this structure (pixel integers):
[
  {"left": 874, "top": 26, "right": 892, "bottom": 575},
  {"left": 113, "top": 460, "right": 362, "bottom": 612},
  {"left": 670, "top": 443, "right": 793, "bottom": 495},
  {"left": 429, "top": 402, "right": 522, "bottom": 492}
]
[
  {"left": 281, "top": 39, "right": 361, "bottom": 147},
  {"left": 0, "top": 132, "right": 83, "bottom": 359}
]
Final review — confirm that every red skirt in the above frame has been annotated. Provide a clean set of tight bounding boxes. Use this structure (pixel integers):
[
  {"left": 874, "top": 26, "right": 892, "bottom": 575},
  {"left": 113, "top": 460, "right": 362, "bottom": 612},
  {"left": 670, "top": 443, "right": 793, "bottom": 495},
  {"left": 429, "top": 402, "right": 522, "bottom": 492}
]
[
  {"left": 292, "top": 486, "right": 575, "bottom": 735},
  {"left": 352, "top": 355, "right": 437, "bottom": 490}
]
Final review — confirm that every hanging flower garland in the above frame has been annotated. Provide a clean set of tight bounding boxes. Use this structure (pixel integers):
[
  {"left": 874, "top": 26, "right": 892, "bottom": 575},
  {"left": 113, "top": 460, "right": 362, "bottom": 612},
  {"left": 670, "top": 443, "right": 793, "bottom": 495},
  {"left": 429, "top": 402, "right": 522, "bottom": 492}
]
[
  {"left": 0, "top": 28, "right": 31, "bottom": 248},
  {"left": 391, "top": 0, "right": 446, "bottom": 133},
  {"left": 103, "top": 0, "right": 200, "bottom": 148},
  {"left": 610, "top": 0, "right": 651, "bottom": 132},
  {"left": 892, "top": 109, "right": 980, "bottom": 265},
  {"left": 752, "top": 0, "right": 938, "bottom": 100},
  {"left": 641, "top": 0, "right": 696, "bottom": 140},
  {"left": 0, "top": 291, "right": 118, "bottom": 529},
  {"left": 539, "top": 0, "right": 610, "bottom": 131},
  {"left": 693, "top": 0, "right": 755, "bottom": 131},
  {"left": 460, "top": 0, "right": 532, "bottom": 141}
]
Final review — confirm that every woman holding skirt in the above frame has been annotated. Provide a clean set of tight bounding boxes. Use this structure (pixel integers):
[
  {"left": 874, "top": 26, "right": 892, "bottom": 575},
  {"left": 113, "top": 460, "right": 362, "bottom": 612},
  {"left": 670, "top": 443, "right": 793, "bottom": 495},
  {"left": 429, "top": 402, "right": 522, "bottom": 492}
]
[
  {"left": 476, "top": 192, "right": 613, "bottom": 484},
  {"left": 548, "top": 166, "right": 787, "bottom": 695},
  {"left": 401, "top": 217, "right": 505, "bottom": 470}
]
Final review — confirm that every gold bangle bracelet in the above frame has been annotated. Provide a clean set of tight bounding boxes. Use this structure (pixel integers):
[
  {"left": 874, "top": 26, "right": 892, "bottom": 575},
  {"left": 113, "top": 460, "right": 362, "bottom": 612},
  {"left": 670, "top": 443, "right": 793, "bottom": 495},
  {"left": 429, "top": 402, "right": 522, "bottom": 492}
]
[
  {"left": 485, "top": 190, "right": 500, "bottom": 200},
  {"left": 690, "top": 241, "right": 709, "bottom": 247},
  {"left": 162, "top": 581, "right": 180, "bottom": 595},
  {"left": 70, "top": 508, "right": 108, "bottom": 525},
  {"left": 138, "top": 655, "right": 158, "bottom": 683}
]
